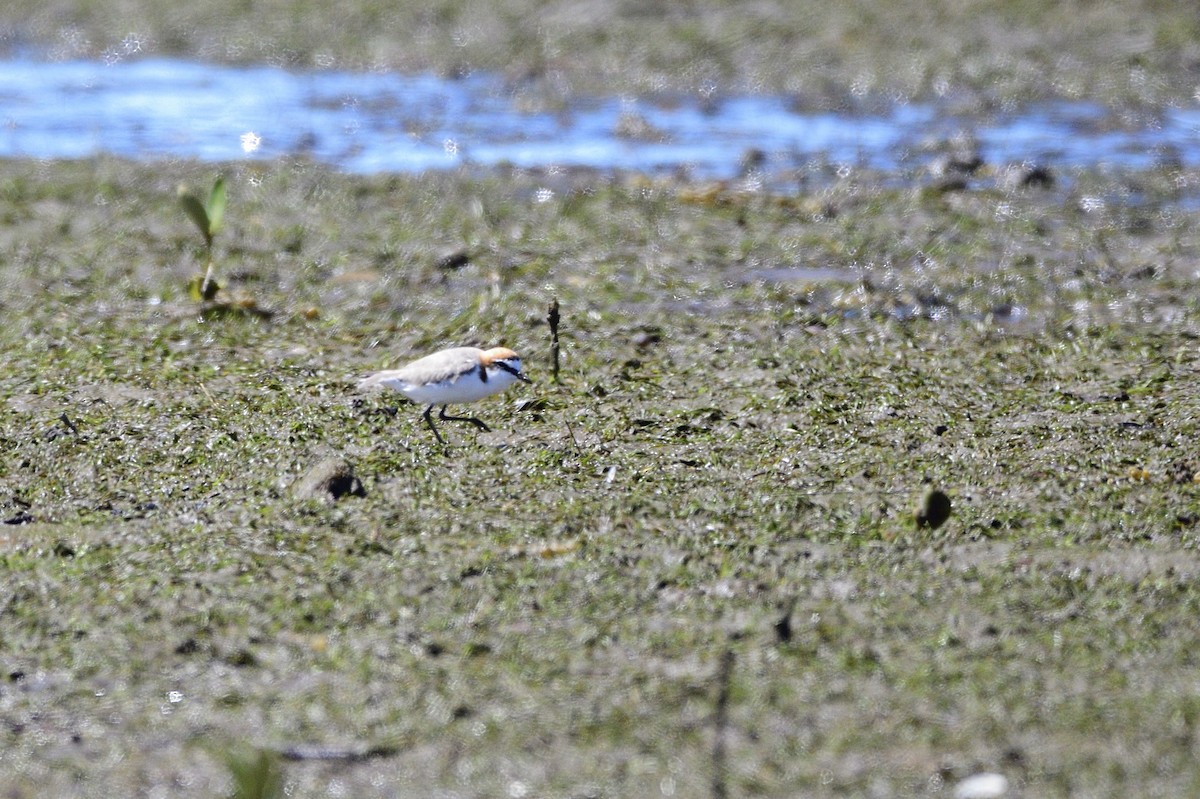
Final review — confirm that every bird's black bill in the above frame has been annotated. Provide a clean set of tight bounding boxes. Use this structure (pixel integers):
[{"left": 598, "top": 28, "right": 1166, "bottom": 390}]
[{"left": 495, "top": 361, "right": 532, "bottom": 384}]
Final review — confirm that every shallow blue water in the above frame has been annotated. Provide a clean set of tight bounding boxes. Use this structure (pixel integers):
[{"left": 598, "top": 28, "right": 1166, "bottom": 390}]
[{"left": 0, "top": 57, "right": 1196, "bottom": 177}]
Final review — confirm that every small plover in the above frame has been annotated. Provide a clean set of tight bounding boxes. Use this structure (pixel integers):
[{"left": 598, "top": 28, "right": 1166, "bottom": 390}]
[{"left": 359, "top": 346, "right": 531, "bottom": 443}]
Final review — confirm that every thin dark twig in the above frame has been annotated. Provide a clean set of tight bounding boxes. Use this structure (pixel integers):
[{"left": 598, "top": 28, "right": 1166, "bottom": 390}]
[
  {"left": 564, "top": 417, "right": 583, "bottom": 457},
  {"left": 274, "top": 743, "right": 400, "bottom": 762},
  {"left": 713, "top": 648, "right": 735, "bottom": 799}
]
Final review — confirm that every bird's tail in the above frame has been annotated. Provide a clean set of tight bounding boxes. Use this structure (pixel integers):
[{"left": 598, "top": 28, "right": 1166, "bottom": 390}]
[{"left": 357, "top": 371, "right": 404, "bottom": 391}]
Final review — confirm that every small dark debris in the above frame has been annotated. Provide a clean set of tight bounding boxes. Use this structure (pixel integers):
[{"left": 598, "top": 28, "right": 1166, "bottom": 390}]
[
  {"left": 200, "top": 298, "right": 275, "bottom": 320},
  {"left": 516, "top": 397, "right": 549, "bottom": 413},
  {"left": 773, "top": 616, "right": 792, "bottom": 643},
  {"left": 226, "top": 649, "right": 259, "bottom": 668},
  {"left": 915, "top": 489, "right": 952, "bottom": 530},
  {"left": 290, "top": 456, "right": 366, "bottom": 502},
  {"left": 3, "top": 511, "right": 33, "bottom": 525},
  {"left": 434, "top": 249, "right": 471, "bottom": 270},
  {"left": 350, "top": 539, "right": 392, "bottom": 557},
  {"left": 8, "top": 670, "right": 25, "bottom": 682},
  {"left": 59, "top": 413, "right": 80, "bottom": 436},
  {"left": 739, "top": 147, "right": 767, "bottom": 174},
  {"left": 934, "top": 424, "right": 949, "bottom": 436},
  {"left": 1005, "top": 163, "right": 1054, "bottom": 189},
  {"left": 464, "top": 642, "right": 492, "bottom": 657},
  {"left": 326, "top": 472, "right": 365, "bottom": 499},
  {"left": 52, "top": 541, "right": 75, "bottom": 558},
  {"left": 633, "top": 329, "right": 662, "bottom": 348},
  {"left": 452, "top": 704, "right": 473, "bottom": 719},
  {"left": 930, "top": 176, "right": 969, "bottom": 194},
  {"left": 774, "top": 597, "right": 798, "bottom": 643},
  {"left": 424, "top": 641, "right": 445, "bottom": 658},
  {"left": 936, "top": 151, "right": 985, "bottom": 176},
  {"left": 1168, "top": 460, "right": 1195, "bottom": 485},
  {"left": 588, "top": 384, "right": 608, "bottom": 398},
  {"left": 989, "top": 302, "right": 1019, "bottom": 321},
  {"left": 175, "top": 638, "right": 201, "bottom": 655}
]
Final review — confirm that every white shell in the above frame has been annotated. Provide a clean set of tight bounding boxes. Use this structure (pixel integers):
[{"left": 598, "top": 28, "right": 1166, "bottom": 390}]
[{"left": 953, "top": 772, "right": 1009, "bottom": 799}]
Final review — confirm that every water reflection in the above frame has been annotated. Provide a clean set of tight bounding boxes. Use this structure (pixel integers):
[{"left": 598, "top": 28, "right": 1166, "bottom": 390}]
[{"left": 0, "top": 57, "right": 1196, "bottom": 177}]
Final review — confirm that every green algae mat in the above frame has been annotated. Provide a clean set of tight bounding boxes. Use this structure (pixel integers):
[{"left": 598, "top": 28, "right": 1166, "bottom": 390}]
[{"left": 0, "top": 154, "right": 1198, "bottom": 797}]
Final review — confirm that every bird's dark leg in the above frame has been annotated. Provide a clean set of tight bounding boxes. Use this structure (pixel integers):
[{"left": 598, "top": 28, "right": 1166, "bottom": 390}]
[
  {"left": 439, "top": 405, "right": 491, "bottom": 432},
  {"left": 422, "top": 404, "right": 447, "bottom": 444}
]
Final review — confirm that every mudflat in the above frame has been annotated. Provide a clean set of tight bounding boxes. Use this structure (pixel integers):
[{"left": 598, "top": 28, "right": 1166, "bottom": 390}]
[{"left": 2, "top": 2, "right": 1200, "bottom": 796}]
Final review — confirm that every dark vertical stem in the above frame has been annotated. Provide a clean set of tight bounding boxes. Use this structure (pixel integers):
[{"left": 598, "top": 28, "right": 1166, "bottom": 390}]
[{"left": 548, "top": 297, "right": 561, "bottom": 383}]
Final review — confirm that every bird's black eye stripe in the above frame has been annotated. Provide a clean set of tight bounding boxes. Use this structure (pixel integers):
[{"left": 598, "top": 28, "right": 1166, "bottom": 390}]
[{"left": 494, "top": 361, "right": 521, "bottom": 378}]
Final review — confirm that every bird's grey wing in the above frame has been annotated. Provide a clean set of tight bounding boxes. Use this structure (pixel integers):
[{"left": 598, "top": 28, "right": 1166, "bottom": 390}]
[
  {"left": 360, "top": 347, "right": 480, "bottom": 390},
  {"left": 401, "top": 348, "right": 481, "bottom": 384}
]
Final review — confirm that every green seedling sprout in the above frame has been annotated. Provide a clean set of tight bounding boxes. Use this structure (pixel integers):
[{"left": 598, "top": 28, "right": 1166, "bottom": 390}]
[
  {"left": 223, "top": 748, "right": 283, "bottom": 799},
  {"left": 178, "top": 176, "right": 227, "bottom": 301}
]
